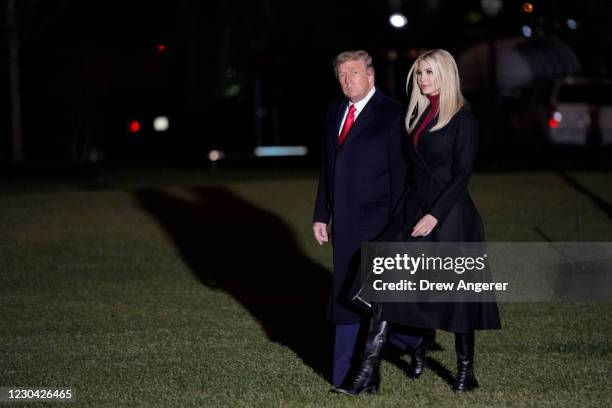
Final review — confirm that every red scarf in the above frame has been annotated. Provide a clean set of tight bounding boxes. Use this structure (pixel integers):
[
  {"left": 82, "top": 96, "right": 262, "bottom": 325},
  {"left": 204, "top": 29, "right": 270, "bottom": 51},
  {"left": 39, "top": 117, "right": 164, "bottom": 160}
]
[{"left": 412, "top": 93, "right": 440, "bottom": 147}]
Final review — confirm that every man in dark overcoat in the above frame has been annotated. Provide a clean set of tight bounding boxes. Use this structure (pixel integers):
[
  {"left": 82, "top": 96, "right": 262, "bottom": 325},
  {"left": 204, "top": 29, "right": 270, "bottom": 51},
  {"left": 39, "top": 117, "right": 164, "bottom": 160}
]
[{"left": 313, "top": 50, "right": 421, "bottom": 386}]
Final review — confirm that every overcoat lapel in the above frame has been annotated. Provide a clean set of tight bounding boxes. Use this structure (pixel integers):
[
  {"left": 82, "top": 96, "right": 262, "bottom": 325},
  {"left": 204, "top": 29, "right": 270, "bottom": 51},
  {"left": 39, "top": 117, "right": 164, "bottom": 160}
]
[
  {"left": 344, "top": 91, "right": 381, "bottom": 145},
  {"left": 335, "top": 100, "right": 349, "bottom": 135},
  {"left": 335, "top": 91, "right": 382, "bottom": 147},
  {"left": 408, "top": 104, "right": 437, "bottom": 175}
]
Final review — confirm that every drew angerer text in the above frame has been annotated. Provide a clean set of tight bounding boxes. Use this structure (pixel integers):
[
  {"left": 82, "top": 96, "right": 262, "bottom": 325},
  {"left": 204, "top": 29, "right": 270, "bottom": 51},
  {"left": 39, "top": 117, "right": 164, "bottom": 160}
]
[{"left": 372, "top": 279, "right": 509, "bottom": 292}]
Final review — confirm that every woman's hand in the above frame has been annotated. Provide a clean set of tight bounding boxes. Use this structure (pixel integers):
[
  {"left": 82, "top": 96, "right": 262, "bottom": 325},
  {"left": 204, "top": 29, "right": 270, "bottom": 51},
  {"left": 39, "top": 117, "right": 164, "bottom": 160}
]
[{"left": 411, "top": 214, "right": 438, "bottom": 237}]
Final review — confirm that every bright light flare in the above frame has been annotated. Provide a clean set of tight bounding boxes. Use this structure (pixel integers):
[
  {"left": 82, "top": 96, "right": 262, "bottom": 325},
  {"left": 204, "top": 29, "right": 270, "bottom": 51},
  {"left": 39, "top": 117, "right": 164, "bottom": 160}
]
[
  {"left": 208, "top": 150, "right": 225, "bottom": 162},
  {"left": 522, "top": 25, "right": 533, "bottom": 37},
  {"left": 153, "top": 116, "right": 169, "bottom": 132},
  {"left": 389, "top": 13, "right": 408, "bottom": 29}
]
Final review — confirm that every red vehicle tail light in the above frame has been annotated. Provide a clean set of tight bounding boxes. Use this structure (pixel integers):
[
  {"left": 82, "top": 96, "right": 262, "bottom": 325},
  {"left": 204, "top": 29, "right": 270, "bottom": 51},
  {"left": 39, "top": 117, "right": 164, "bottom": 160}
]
[{"left": 548, "top": 106, "right": 562, "bottom": 129}]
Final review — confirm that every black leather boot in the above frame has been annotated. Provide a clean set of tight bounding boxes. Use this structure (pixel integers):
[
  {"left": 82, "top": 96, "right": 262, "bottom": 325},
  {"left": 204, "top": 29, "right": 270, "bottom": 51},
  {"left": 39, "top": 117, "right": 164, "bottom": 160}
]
[
  {"left": 333, "top": 304, "right": 389, "bottom": 396},
  {"left": 453, "top": 331, "right": 479, "bottom": 392},
  {"left": 408, "top": 330, "right": 435, "bottom": 379}
]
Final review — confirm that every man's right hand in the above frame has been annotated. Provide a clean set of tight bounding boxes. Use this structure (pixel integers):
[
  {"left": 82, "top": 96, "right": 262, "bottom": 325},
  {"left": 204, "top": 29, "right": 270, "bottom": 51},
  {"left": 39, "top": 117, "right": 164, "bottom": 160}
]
[{"left": 313, "top": 222, "right": 329, "bottom": 246}]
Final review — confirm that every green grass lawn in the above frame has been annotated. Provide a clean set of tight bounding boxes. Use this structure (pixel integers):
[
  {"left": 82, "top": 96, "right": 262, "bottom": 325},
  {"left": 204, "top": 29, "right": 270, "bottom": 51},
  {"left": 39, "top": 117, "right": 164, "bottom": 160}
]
[{"left": 1, "top": 169, "right": 611, "bottom": 407}]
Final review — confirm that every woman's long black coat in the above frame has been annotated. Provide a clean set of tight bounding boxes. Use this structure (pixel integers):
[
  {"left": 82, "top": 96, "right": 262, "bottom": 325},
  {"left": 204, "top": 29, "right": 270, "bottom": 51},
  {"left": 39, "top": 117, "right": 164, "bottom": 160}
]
[{"left": 365, "top": 106, "right": 501, "bottom": 332}]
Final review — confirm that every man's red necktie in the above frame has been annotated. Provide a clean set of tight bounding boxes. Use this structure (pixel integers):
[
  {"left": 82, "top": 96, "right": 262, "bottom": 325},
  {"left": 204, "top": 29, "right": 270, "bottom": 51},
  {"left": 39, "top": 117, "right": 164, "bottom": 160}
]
[{"left": 338, "top": 104, "right": 356, "bottom": 144}]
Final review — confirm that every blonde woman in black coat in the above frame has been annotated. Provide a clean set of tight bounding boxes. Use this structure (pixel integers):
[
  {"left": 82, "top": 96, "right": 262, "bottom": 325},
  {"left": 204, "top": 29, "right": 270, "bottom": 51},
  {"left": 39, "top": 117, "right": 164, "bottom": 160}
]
[{"left": 335, "top": 49, "right": 501, "bottom": 396}]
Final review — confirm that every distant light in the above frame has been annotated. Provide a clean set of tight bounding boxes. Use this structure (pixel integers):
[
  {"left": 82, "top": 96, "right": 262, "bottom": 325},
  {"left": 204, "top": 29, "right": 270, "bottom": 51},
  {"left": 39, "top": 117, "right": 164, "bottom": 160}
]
[
  {"left": 552, "top": 111, "right": 563, "bottom": 122},
  {"left": 389, "top": 13, "right": 408, "bottom": 29},
  {"left": 387, "top": 49, "right": 398, "bottom": 62},
  {"left": 522, "top": 25, "right": 533, "bottom": 37},
  {"left": 548, "top": 118, "right": 559, "bottom": 129},
  {"left": 254, "top": 146, "right": 308, "bottom": 157},
  {"left": 481, "top": 0, "right": 503, "bottom": 17},
  {"left": 157, "top": 44, "right": 166, "bottom": 52},
  {"left": 153, "top": 116, "right": 169, "bottom": 132},
  {"left": 567, "top": 19, "right": 577, "bottom": 30},
  {"left": 521, "top": 2, "right": 534, "bottom": 13},
  {"left": 128, "top": 120, "right": 141, "bottom": 133},
  {"left": 208, "top": 150, "right": 225, "bottom": 162}
]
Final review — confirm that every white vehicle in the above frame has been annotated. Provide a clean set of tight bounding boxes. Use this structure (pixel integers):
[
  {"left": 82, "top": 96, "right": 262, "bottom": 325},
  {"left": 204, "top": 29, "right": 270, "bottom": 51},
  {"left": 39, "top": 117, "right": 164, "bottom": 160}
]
[{"left": 545, "top": 77, "right": 612, "bottom": 146}]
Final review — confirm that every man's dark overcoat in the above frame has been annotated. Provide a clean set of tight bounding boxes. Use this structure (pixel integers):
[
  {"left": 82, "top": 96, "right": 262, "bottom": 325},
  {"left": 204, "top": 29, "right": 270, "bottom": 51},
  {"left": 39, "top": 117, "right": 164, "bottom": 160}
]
[{"left": 314, "top": 90, "right": 407, "bottom": 324}]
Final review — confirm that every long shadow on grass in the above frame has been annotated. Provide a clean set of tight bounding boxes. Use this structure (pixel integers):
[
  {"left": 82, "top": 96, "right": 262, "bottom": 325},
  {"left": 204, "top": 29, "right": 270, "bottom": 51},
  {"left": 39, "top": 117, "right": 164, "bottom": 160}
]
[
  {"left": 558, "top": 172, "right": 612, "bottom": 220},
  {"left": 134, "top": 187, "right": 333, "bottom": 381}
]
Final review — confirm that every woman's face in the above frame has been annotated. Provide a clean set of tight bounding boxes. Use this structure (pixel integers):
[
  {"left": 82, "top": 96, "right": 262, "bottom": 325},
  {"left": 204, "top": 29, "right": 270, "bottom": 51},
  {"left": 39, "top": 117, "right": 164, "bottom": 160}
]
[{"left": 416, "top": 59, "right": 440, "bottom": 96}]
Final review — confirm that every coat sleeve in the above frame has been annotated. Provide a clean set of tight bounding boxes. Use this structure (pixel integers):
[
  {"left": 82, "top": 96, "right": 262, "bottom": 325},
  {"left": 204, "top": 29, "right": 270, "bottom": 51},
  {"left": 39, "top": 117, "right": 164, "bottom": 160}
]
[
  {"left": 429, "top": 112, "right": 478, "bottom": 223},
  {"left": 388, "top": 109, "right": 407, "bottom": 216},
  {"left": 313, "top": 107, "right": 333, "bottom": 224}
]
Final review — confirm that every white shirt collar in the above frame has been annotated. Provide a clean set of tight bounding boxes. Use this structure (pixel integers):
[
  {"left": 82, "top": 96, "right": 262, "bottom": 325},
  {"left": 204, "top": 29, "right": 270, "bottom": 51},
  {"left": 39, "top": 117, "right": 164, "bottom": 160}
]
[
  {"left": 350, "top": 86, "right": 376, "bottom": 117},
  {"left": 338, "top": 86, "right": 376, "bottom": 135}
]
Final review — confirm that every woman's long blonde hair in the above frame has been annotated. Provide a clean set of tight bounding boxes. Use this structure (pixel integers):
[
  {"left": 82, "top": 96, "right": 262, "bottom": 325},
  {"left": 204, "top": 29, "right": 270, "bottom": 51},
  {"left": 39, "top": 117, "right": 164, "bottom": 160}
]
[{"left": 405, "top": 49, "right": 465, "bottom": 133}]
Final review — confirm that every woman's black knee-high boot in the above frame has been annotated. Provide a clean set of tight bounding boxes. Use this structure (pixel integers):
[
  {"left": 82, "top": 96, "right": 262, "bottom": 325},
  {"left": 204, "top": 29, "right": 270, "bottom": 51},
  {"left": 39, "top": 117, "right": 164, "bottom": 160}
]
[
  {"left": 453, "top": 331, "right": 479, "bottom": 392},
  {"left": 334, "top": 304, "right": 389, "bottom": 396}
]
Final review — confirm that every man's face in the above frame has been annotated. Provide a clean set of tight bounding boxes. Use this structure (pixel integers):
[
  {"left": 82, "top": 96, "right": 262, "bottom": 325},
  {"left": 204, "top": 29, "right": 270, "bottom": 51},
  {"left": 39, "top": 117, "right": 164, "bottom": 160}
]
[{"left": 336, "top": 60, "right": 374, "bottom": 103}]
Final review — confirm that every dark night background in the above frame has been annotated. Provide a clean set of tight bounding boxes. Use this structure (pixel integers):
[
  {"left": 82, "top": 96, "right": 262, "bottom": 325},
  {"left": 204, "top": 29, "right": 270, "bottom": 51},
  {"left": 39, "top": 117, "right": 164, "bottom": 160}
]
[
  {"left": 1, "top": 3, "right": 612, "bottom": 404},
  {"left": 2, "top": 0, "right": 612, "bottom": 168}
]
